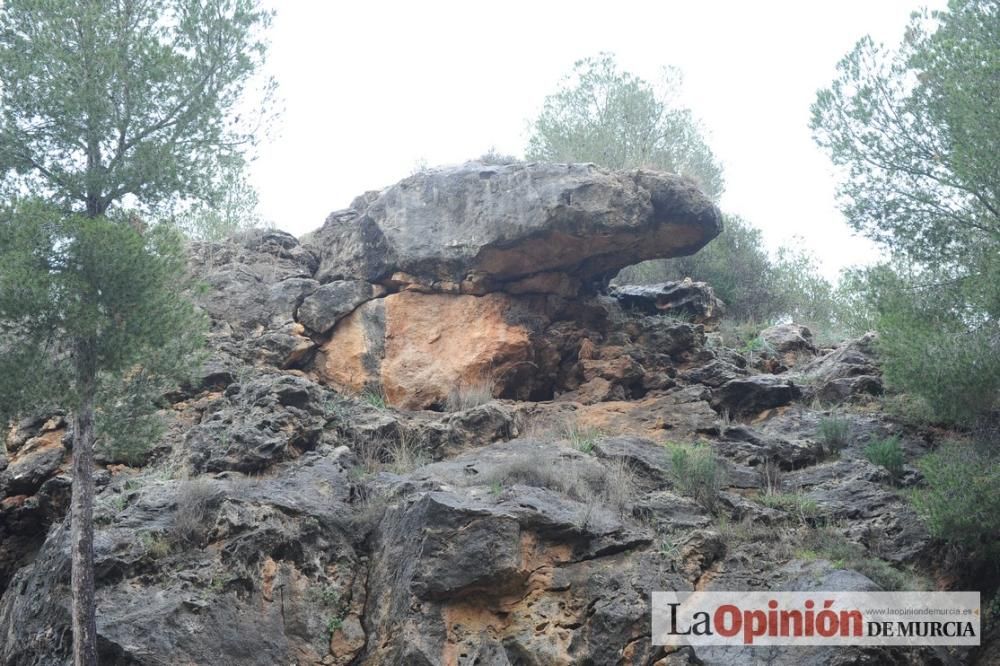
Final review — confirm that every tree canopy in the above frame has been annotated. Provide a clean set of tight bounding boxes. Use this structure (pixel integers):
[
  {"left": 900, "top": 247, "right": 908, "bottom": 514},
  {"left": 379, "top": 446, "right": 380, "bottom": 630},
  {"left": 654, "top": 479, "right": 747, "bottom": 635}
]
[
  {"left": 526, "top": 53, "right": 725, "bottom": 200},
  {"left": 0, "top": 0, "right": 274, "bottom": 218},
  {"left": 812, "top": 0, "right": 1000, "bottom": 425},
  {"left": 810, "top": 0, "right": 999, "bottom": 269}
]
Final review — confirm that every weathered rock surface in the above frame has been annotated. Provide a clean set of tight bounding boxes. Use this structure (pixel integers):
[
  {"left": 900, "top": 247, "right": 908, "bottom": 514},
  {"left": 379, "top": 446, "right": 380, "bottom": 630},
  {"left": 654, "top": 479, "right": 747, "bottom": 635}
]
[
  {"left": 610, "top": 278, "right": 725, "bottom": 323},
  {"left": 317, "top": 291, "right": 532, "bottom": 410},
  {"left": 760, "top": 322, "right": 817, "bottom": 367},
  {"left": 0, "top": 417, "right": 70, "bottom": 595},
  {"left": 297, "top": 279, "right": 386, "bottom": 335},
  {"left": 795, "top": 333, "right": 884, "bottom": 404},
  {"left": 711, "top": 374, "right": 803, "bottom": 417},
  {"left": 186, "top": 373, "right": 335, "bottom": 474},
  {"left": 0, "top": 166, "right": 986, "bottom": 666},
  {"left": 307, "top": 162, "right": 722, "bottom": 294}
]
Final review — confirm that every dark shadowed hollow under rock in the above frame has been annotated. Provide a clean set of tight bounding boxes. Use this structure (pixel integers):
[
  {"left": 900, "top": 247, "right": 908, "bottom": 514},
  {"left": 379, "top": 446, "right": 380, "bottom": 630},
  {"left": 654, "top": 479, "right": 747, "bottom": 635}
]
[{"left": 0, "top": 163, "right": 988, "bottom": 665}]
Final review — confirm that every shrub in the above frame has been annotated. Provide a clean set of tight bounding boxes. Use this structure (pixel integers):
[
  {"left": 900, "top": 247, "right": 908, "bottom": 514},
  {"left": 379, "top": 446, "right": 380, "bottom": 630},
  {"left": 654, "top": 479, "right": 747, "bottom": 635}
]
[
  {"left": 478, "top": 456, "right": 597, "bottom": 502},
  {"left": 561, "top": 418, "right": 602, "bottom": 454},
  {"left": 475, "top": 148, "right": 520, "bottom": 165},
  {"left": 360, "top": 386, "right": 387, "bottom": 410},
  {"left": 817, "top": 415, "right": 852, "bottom": 456},
  {"left": 757, "top": 492, "right": 820, "bottom": 524},
  {"left": 665, "top": 442, "right": 725, "bottom": 513},
  {"left": 864, "top": 436, "right": 905, "bottom": 480},
  {"left": 602, "top": 457, "right": 638, "bottom": 517},
  {"left": 140, "top": 532, "right": 172, "bottom": 560},
  {"left": 717, "top": 318, "right": 764, "bottom": 350},
  {"left": 849, "top": 262, "right": 1000, "bottom": 426},
  {"left": 910, "top": 441, "right": 1000, "bottom": 560},
  {"left": 796, "top": 526, "right": 925, "bottom": 591},
  {"left": 347, "top": 485, "right": 389, "bottom": 534},
  {"left": 477, "top": 454, "right": 636, "bottom": 518}
]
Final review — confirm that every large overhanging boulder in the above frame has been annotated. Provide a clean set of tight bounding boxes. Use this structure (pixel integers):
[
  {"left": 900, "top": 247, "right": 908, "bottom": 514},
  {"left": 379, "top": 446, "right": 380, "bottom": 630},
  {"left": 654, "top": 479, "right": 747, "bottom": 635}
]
[
  {"left": 307, "top": 162, "right": 722, "bottom": 296},
  {"left": 304, "top": 162, "right": 723, "bottom": 410}
]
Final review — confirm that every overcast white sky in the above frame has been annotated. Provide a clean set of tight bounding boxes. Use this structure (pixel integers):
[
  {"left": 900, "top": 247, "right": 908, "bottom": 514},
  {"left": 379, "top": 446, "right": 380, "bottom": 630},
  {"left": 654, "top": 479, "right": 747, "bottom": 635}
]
[{"left": 250, "top": 0, "right": 946, "bottom": 279}]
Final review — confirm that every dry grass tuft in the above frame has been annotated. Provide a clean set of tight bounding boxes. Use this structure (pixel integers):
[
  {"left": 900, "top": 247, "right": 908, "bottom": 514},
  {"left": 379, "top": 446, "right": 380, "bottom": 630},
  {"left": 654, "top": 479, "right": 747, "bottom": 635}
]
[
  {"left": 445, "top": 374, "right": 496, "bottom": 412},
  {"left": 352, "top": 429, "right": 428, "bottom": 476},
  {"left": 169, "top": 478, "right": 216, "bottom": 546}
]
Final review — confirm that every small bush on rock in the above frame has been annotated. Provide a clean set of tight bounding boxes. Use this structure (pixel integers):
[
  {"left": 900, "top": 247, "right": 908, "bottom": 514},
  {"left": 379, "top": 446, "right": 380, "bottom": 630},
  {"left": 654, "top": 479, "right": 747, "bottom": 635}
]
[
  {"left": 757, "top": 458, "right": 784, "bottom": 495},
  {"left": 864, "top": 435, "right": 905, "bottom": 480},
  {"left": 479, "top": 454, "right": 636, "bottom": 518},
  {"left": 561, "top": 418, "right": 602, "bottom": 454},
  {"left": 360, "top": 385, "right": 387, "bottom": 410},
  {"left": 757, "top": 492, "right": 820, "bottom": 525},
  {"left": 353, "top": 430, "right": 427, "bottom": 476},
  {"left": 910, "top": 441, "right": 1000, "bottom": 562},
  {"left": 666, "top": 442, "right": 725, "bottom": 513},
  {"left": 796, "top": 526, "right": 925, "bottom": 591},
  {"left": 817, "top": 415, "right": 853, "bottom": 456}
]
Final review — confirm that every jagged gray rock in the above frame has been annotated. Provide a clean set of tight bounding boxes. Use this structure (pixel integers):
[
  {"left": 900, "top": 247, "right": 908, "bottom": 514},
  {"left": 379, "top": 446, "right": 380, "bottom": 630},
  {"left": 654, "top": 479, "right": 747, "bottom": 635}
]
[
  {"left": 0, "top": 168, "right": 978, "bottom": 666},
  {"left": 610, "top": 278, "right": 725, "bottom": 322},
  {"left": 307, "top": 162, "right": 722, "bottom": 294},
  {"left": 297, "top": 279, "right": 386, "bottom": 335},
  {"left": 712, "top": 374, "right": 803, "bottom": 417}
]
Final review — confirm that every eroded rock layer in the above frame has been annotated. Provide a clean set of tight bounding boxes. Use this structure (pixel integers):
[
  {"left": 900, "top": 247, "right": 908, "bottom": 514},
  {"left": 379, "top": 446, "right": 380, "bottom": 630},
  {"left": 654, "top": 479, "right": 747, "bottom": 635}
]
[{"left": 0, "top": 165, "right": 984, "bottom": 666}]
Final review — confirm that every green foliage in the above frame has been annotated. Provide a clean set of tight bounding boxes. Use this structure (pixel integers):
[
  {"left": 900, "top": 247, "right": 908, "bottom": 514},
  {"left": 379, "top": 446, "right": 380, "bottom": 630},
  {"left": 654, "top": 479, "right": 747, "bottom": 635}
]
[
  {"left": 665, "top": 442, "right": 725, "bottom": 513},
  {"left": 864, "top": 436, "right": 905, "bottom": 480},
  {"left": 179, "top": 161, "right": 265, "bottom": 241},
  {"left": 475, "top": 147, "right": 520, "bottom": 166},
  {"left": 796, "top": 526, "right": 923, "bottom": 591},
  {"left": 811, "top": 1, "right": 999, "bottom": 268},
  {"left": 139, "top": 532, "right": 172, "bottom": 560},
  {"left": 360, "top": 386, "right": 387, "bottom": 410},
  {"left": 910, "top": 440, "right": 1000, "bottom": 560},
  {"left": 562, "top": 419, "right": 601, "bottom": 454},
  {"left": 757, "top": 492, "right": 821, "bottom": 525},
  {"left": 817, "top": 415, "right": 853, "bottom": 456},
  {"left": 813, "top": 1, "right": 1000, "bottom": 424},
  {"left": 618, "top": 216, "right": 845, "bottom": 334},
  {"left": 0, "top": 0, "right": 275, "bottom": 218},
  {"left": 0, "top": 203, "right": 206, "bottom": 455},
  {"left": 619, "top": 215, "right": 771, "bottom": 317},
  {"left": 310, "top": 584, "right": 341, "bottom": 608},
  {"left": 526, "top": 52, "right": 724, "bottom": 199},
  {"left": 850, "top": 262, "right": 1000, "bottom": 424},
  {"left": 326, "top": 616, "right": 344, "bottom": 635}
]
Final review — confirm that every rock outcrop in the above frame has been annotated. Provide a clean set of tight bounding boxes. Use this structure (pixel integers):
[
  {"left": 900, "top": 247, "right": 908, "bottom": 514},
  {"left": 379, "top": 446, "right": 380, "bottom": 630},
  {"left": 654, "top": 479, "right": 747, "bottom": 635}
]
[
  {"left": 795, "top": 332, "right": 884, "bottom": 404},
  {"left": 610, "top": 278, "right": 725, "bottom": 323},
  {"left": 307, "top": 162, "right": 722, "bottom": 409},
  {"left": 307, "top": 162, "right": 722, "bottom": 295},
  {"left": 0, "top": 165, "right": 984, "bottom": 666},
  {"left": 317, "top": 291, "right": 533, "bottom": 410}
]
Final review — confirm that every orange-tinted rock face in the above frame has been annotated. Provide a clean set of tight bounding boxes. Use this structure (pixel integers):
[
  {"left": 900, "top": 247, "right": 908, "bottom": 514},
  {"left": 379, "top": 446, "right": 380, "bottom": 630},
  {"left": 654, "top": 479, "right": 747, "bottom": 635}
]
[
  {"left": 317, "top": 292, "right": 532, "bottom": 410},
  {"left": 317, "top": 299, "right": 384, "bottom": 395}
]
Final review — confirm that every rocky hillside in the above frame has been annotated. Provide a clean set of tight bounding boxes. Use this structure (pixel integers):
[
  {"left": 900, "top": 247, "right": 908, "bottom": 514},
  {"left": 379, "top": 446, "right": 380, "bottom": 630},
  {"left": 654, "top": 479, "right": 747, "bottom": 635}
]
[{"left": 0, "top": 162, "right": 988, "bottom": 664}]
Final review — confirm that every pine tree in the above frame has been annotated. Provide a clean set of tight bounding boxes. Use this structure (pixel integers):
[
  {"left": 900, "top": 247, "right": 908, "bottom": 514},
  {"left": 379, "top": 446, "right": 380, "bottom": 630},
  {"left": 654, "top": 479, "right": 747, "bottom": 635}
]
[
  {"left": 0, "top": 2, "right": 273, "bottom": 663},
  {"left": 526, "top": 53, "right": 724, "bottom": 200}
]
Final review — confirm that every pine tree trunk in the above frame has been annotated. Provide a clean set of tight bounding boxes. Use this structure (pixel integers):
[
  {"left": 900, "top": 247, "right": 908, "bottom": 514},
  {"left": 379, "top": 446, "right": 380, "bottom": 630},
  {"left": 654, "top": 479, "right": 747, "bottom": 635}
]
[{"left": 71, "top": 343, "right": 98, "bottom": 666}]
